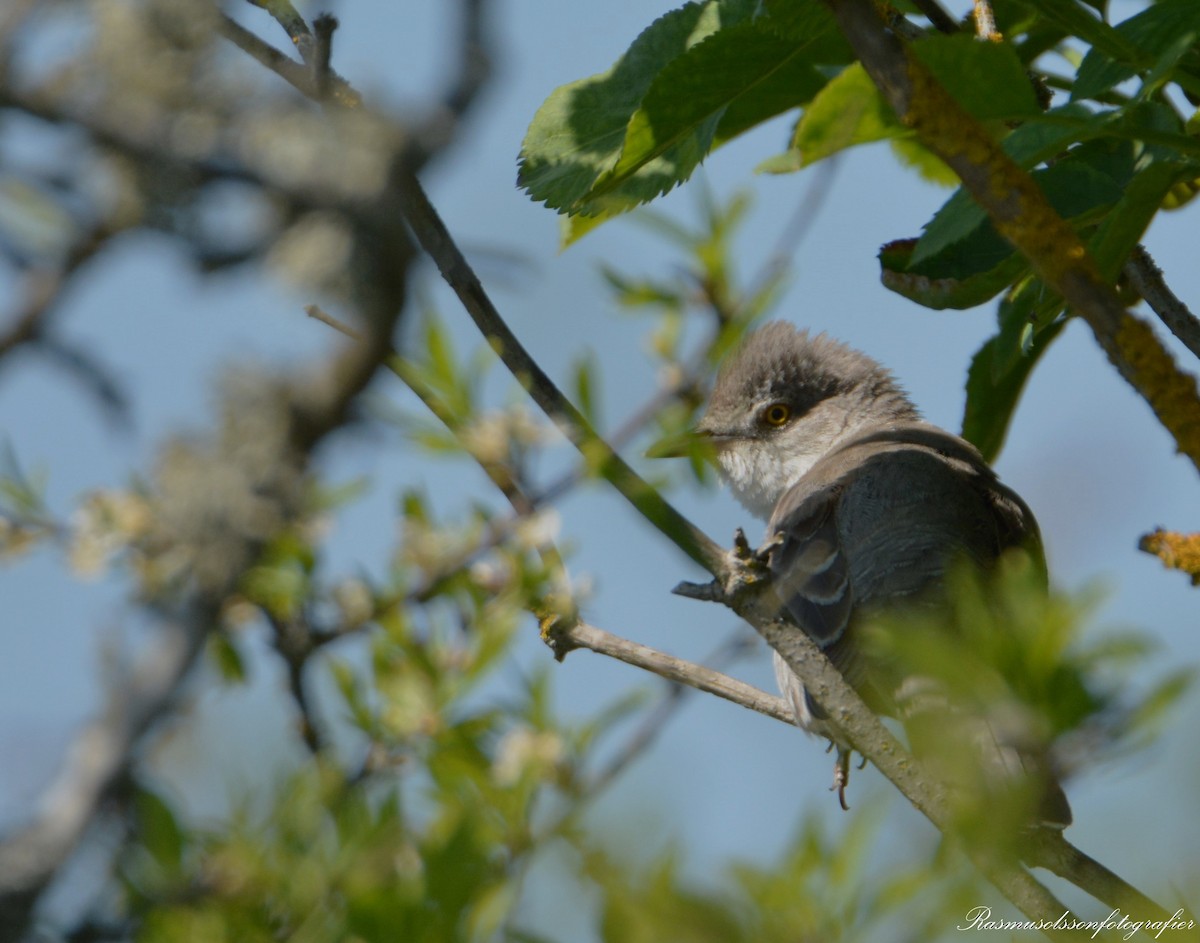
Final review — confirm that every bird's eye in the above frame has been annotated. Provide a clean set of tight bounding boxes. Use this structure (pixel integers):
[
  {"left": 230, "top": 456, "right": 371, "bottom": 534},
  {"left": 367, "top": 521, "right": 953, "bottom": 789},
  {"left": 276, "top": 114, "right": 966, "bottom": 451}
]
[{"left": 762, "top": 403, "right": 791, "bottom": 427}]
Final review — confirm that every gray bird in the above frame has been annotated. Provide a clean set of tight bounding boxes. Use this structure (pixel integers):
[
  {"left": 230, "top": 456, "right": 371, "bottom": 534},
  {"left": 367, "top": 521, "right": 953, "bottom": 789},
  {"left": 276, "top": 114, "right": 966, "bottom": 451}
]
[{"left": 696, "top": 321, "right": 1070, "bottom": 828}]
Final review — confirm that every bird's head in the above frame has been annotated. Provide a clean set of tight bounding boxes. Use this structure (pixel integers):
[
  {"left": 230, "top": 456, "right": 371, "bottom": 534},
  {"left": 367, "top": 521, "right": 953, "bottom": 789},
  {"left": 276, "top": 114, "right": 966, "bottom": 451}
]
[{"left": 696, "top": 322, "right": 919, "bottom": 519}]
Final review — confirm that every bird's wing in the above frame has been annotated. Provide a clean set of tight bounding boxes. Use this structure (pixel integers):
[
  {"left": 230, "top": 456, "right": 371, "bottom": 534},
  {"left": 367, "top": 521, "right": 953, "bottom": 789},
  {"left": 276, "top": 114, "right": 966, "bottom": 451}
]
[
  {"left": 764, "top": 479, "right": 860, "bottom": 688},
  {"left": 770, "top": 423, "right": 1068, "bottom": 826},
  {"left": 762, "top": 421, "right": 1043, "bottom": 710}
]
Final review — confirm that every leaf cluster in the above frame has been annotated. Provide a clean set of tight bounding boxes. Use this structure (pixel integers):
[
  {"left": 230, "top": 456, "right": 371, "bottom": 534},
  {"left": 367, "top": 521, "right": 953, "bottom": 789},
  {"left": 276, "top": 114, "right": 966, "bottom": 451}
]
[{"left": 520, "top": 0, "right": 1200, "bottom": 457}]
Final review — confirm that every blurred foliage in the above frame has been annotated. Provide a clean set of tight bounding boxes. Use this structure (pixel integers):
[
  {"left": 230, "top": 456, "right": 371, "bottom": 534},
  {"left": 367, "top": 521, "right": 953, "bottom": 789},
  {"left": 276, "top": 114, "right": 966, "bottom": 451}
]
[
  {"left": 520, "top": 0, "right": 1200, "bottom": 459},
  {"left": 1, "top": 178, "right": 1195, "bottom": 941},
  {"left": 2, "top": 1, "right": 1199, "bottom": 940}
]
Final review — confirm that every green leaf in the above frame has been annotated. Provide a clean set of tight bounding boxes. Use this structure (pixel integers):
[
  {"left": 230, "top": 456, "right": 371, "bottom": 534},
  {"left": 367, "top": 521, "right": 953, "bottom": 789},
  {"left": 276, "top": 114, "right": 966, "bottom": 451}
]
[
  {"left": 518, "top": 0, "right": 756, "bottom": 214},
  {"left": 909, "top": 137, "right": 1133, "bottom": 271},
  {"left": 1000, "top": 102, "right": 1102, "bottom": 167},
  {"left": 989, "top": 275, "right": 1064, "bottom": 378},
  {"left": 582, "top": 22, "right": 828, "bottom": 211},
  {"left": 208, "top": 631, "right": 248, "bottom": 684},
  {"left": 135, "top": 786, "right": 186, "bottom": 874},
  {"left": 879, "top": 238, "right": 1028, "bottom": 310},
  {"left": 908, "top": 110, "right": 1113, "bottom": 268},
  {"left": 789, "top": 62, "right": 902, "bottom": 167},
  {"left": 1035, "top": 0, "right": 1143, "bottom": 66},
  {"left": 760, "top": 0, "right": 854, "bottom": 63},
  {"left": 1073, "top": 0, "right": 1200, "bottom": 102},
  {"left": 889, "top": 137, "right": 956, "bottom": 186},
  {"left": 1126, "top": 667, "right": 1196, "bottom": 738},
  {"left": 911, "top": 33, "right": 1042, "bottom": 120},
  {"left": 572, "top": 353, "right": 601, "bottom": 429},
  {"left": 962, "top": 319, "right": 1065, "bottom": 463},
  {"left": 1088, "top": 159, "right": 1192, "bottom": 280}
]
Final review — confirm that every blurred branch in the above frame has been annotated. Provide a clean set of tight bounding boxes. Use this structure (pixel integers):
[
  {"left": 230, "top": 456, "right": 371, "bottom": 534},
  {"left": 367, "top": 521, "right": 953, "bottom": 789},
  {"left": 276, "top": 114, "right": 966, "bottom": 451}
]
[
  {"left": 1027, "top": 832, "right": 1184, "bottom": 927},
  {"left": 0, "top": 3, "right": 489, "bottom": 937},
  {"left": 0, "top": 615, "right": 208, "bottom": 939},
  {"left": 0, "top": 225, "right": 111, "bottom": 361},
  {"left": 0, "top": 223, "right": 129, "bottom": 422},
  {"left": 385, "top": 111, "right": 1102, "bottom": 938},
  {"left": 392, "top": 168, "right": 725, "bottom": 572},
  {"left": 824, "top": 0, "right": 1200, "bottom": 479},
  {"left": 1125, "top": 245, "right": 1200, "bottom": 363}
]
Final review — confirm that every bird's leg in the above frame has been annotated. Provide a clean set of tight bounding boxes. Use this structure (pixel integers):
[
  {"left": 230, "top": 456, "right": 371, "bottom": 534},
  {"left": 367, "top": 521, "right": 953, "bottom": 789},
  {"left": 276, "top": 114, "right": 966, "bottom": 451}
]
[
  {"left": 826, "top": 740, "right": 853, "bottom": 810},
  {"left": 672, "top": 527, "right": 777, "bottom": 604}
]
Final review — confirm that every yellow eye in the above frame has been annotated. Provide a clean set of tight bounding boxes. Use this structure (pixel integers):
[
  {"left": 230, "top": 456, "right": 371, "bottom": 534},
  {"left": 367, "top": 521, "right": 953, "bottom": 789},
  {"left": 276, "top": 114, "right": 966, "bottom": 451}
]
[{"left": 762, "top": 403, "right": 791, "bottom": 426}]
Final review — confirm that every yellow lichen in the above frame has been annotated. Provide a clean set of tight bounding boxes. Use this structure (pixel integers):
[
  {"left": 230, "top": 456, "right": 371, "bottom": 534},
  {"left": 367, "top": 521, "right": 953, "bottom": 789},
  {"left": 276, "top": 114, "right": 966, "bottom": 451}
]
[
  {"left": 1139, "top": 528, "right": 1200, "bottom": 586},
  {"left": 1115, "top": 315, "right": 1200, "bottom": 463}
]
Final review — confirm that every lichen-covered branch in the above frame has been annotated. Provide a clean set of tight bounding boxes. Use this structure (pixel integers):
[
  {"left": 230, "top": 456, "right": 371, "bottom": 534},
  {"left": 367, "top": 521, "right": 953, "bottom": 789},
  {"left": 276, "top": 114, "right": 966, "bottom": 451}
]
[
  {"left": 1139, "top": 527, "right": 1200, "bottom": 585},
  {"left": 1125, "top": 245, "right": 1200, "bottom": 363},
  {"left": 824, "top": 0, "right": 1200, "bottom": 478}
]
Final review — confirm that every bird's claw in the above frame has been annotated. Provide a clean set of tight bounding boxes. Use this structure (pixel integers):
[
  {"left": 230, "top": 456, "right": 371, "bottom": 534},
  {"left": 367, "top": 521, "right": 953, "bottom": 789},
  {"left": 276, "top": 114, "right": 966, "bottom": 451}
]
[{"left": 829, "top": 746, "right": 852, "bottom": 811}]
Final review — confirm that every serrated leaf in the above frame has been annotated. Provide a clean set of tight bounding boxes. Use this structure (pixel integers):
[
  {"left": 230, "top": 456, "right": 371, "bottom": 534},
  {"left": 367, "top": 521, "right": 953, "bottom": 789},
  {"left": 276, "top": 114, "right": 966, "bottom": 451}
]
[
  {"left": 962, "top": 319, "right": 1065, "bottom": 462},
  {"left": 908, "top": 137, "right": 1133, "bottom": 275},
  {"left": 582, "top": 22, "right": 827, "bottom": 211},
  {"left": 760, "top": 0, "right": 853, "bottom": 63},
  {"left": 518, "top": 0, "right": 756, "bottom": 214},
  {"left": 1036, "top": 0, "right": 1144, "bottom": 65},
  {"left": 1073, "top": 0, "right": 1200, "bottom": 102},
  {"left": 789, "top": 62, "right": 901, "bottom": 167},
  {"left": 879, "top": 238, "right": 1028, "bottom": 310},
  {"left": 1088, "top": 158, "right": 1192, "bottom": 280},
  {"left": 911, "top": 33, "right": 1042, "bottom": 120}
]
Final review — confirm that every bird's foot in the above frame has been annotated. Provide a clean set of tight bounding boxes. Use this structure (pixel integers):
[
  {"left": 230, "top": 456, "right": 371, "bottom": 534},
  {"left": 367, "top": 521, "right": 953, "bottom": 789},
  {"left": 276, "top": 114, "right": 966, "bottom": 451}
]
[
  {"left": 672, "top": 528, "right": 777, "bottom": 604},
  {"left": 827, "top": 743, "right": 852, "bottom": 811}
]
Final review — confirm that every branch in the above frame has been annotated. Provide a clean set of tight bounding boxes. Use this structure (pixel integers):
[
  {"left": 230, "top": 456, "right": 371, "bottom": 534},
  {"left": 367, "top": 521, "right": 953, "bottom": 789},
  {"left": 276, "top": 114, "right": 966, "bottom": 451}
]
[
  {"left": 545, "top": 620, "right": 794, "bottom": 727},
  {"left": 1124, "top": 245, "right": 1200, "bottom": 363},
  {"left": 0, "top": 3, "right": 476, "bottom": 933},
  {"left": 0, "top": 615, "right": 208, "bottom": 940},
  {"left": 392, "top": 168, "right": 725, "bottom": 573},
  {"left": 824, "top": 0, "right": 1200, "bottom": 478},
  {"left": 1138, "top": 527, "right": 1200, "bottom": 584},
  {"left": 679, "top": 558, "right": 1097, "bottom": 939},
  {"left": 389, "top": 125, "right": 1094, "bottom": 935}
]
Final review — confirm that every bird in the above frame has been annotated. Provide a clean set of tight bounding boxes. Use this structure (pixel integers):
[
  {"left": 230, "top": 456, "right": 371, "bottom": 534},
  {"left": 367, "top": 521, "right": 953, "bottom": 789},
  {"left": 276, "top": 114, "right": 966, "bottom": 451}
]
[{"left": 694, "top": 320, "right": 1071, "bottom": 829}]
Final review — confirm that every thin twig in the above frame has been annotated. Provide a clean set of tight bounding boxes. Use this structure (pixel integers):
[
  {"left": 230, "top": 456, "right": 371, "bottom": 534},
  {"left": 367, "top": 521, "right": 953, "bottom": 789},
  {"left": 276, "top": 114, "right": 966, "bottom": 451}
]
[
  {"left": 911, "top": 0, "right": 961, "bottom": 34},
  {"left": 974, "top": 0, "right": 999, "bottom": 41},
  {"left": 310, "top": 14, "right": 336, "bottom": 101},
  {"left": 392, "top": 169, "right": 725, "bottom": 572},
  {"left": 583, "top": 631, "right": 759, "bottom": 794},
  {"left": 548, "top": 621, "right": 794, "bottom": 727},
  {"left": 1124, "top": 244, "right": 1200, "bottom": 362}
]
